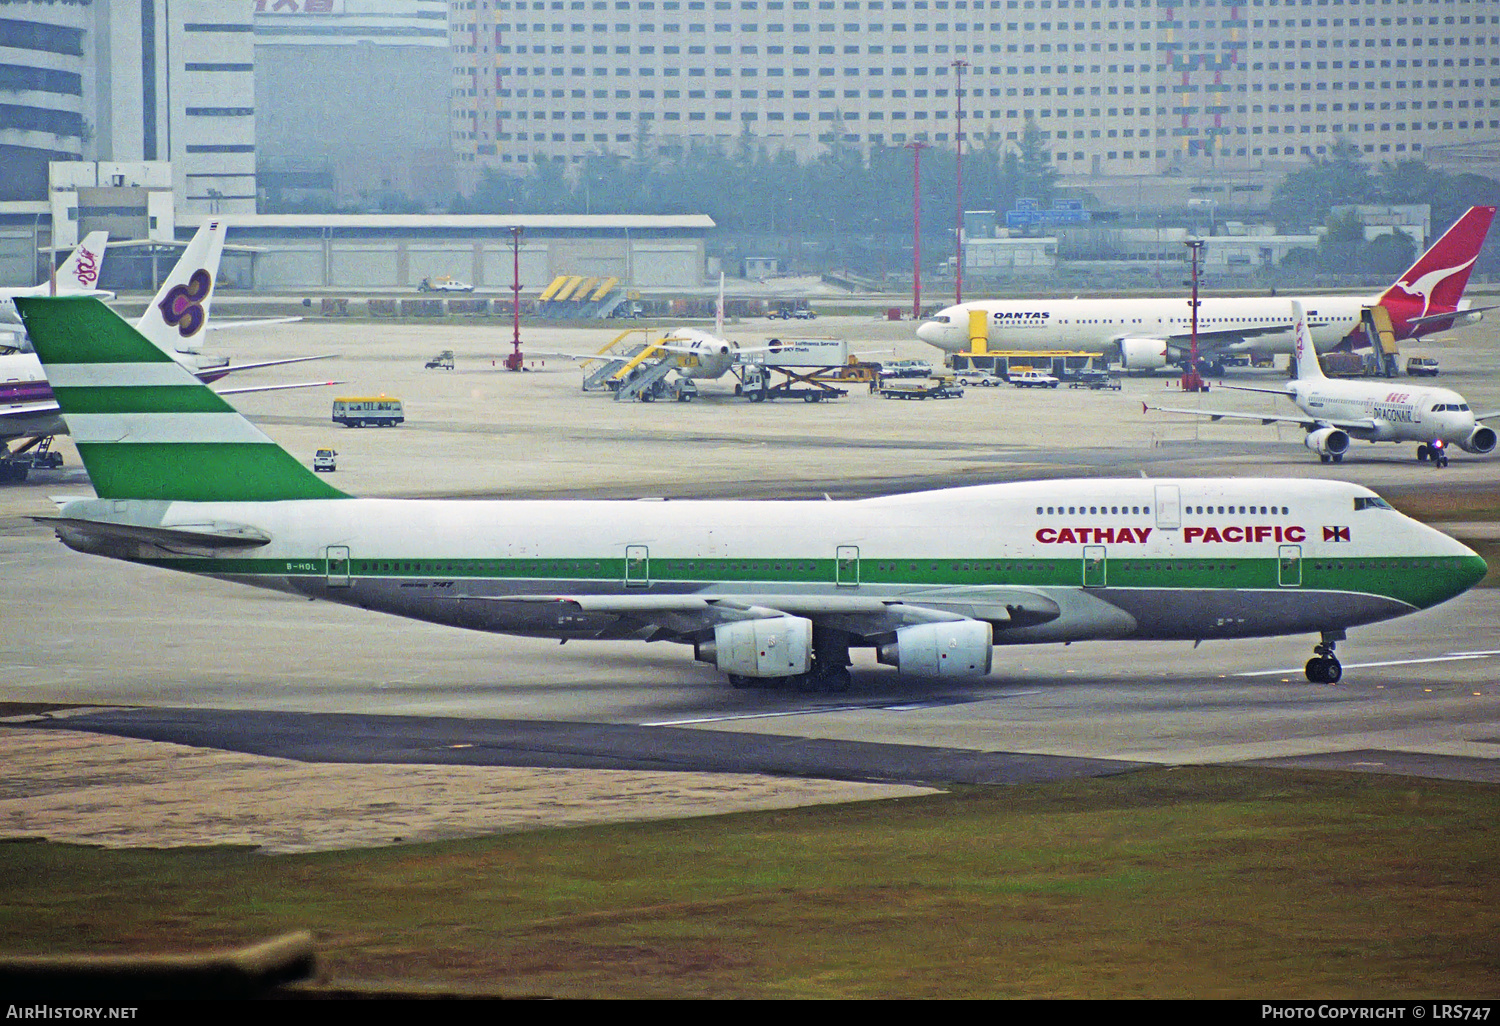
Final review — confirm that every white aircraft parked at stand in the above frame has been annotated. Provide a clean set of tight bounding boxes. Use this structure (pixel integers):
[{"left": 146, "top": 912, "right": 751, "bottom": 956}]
[
  {"left": 1145, "top": 302, "right": 1499, "bottom": 465},
  {"left": 557, "top": 276, "right": 822, "bottom": 397},
  {"left": 0, "top": 231, "right": 112, "bottom": 334},
  {"left": 916, "top": 206, "right": 1497, "bottom": 372},
  {"left": 15, "top": 294, "right": 1489, "bottom": 688},
  {"left": 1, "top": 221, "right": 335, "bottom": 458}
]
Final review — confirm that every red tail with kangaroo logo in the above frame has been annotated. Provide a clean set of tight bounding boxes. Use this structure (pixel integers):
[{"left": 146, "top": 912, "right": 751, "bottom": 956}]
[{"left": 1378, "top": 205, "right": 1496, "bottom": 337}]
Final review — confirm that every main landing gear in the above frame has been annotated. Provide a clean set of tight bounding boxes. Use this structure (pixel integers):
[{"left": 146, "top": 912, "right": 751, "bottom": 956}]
[{"left": 1305, "top": 630, "right": 1345, "bottom": 684}]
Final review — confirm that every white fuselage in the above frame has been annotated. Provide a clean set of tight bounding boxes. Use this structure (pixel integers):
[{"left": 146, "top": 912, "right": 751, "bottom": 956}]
[
  {"left": 658, "top": 327, "right": 740, "bottom": 380},
  {"left": 54, "top": 478, "right": 1484, "bottom": 649},
  {"left": 917, "top": 294, "right": 1392, "bottom": 357},
  {"left": 1288, "top": 378, "right": 1479, "bottom": 444}
]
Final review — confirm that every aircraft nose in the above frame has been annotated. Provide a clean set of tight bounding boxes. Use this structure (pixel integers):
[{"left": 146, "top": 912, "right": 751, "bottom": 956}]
[
  {"left": 916, "top": 320, "right": 946, "bottom": 344},
  {"left": 1457, "top": 551, "right": 1490, "bottom": 594}
]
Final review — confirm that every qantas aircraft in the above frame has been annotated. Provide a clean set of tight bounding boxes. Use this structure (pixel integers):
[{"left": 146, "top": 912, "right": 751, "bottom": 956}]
[
  {"left": 1146, "top": 302, "right": 1499, "bottom": 465},
  {"left": 916, "top": 206, "right": 1497, "bottom": 371},
  {"left": 15, "top": 295, "right": 1488, "bottom": 687},
  {"left": 1, "top": 221, "right": 333, "bottom": 452}
]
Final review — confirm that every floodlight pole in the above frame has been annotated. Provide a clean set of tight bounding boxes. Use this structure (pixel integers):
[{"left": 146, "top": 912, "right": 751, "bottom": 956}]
[
  {"left": 952, "top": 59, "right": 968, "bottom": 305},
  {"left": 1182, "top": 238, "right": 1205, "bottom": 392},
  {"left": 907, "top": 140, "right": 930, "bottom": 321},
  {"left": 507, "top": 225, "right": 524, "bottom": 371}
]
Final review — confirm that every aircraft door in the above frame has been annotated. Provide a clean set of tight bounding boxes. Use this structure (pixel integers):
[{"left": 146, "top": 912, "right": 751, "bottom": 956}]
[
  {"left": 625, "top": 544, "right": 650, "bottom": 588},
  {"left": 1154, "top": 484, "right": 1181, "bottom": 530},
  {"left": 1082, "top": 545, "right": 1107, "bottom": 588},
  {"left": 326, "top": 545, "right": 351, "bottom": 588},
  {"left": 1278, "top": 545, "right": 1302, "bottom": 587},
  {"left": 836, "top": 545, "right": 860, "bottom": 587}
]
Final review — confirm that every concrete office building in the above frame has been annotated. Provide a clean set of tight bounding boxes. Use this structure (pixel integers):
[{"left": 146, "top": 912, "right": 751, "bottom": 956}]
[
  {"left": 0, "top": 0, "right": 257, "bottom": 214},
  {"left": 447, "top": 0, "right": 1500, "bottom": 182},
  {"left": 253, "top": 0, "right": 455, "bottom": 204}
]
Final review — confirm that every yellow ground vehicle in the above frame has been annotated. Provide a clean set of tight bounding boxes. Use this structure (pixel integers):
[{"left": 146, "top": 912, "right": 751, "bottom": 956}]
[{"left": 332, "top": 397, "right": 404, "bottom": 428}]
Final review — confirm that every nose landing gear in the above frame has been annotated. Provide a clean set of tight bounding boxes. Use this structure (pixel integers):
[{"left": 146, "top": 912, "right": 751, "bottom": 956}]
[{"left": 1305, "top": 630, "right": 1345, "bottom": 684}]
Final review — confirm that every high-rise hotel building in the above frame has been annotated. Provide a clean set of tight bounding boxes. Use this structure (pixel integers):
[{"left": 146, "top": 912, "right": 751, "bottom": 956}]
[{"left": 448, "top": 0, "right": 1500, "bottom": 177}]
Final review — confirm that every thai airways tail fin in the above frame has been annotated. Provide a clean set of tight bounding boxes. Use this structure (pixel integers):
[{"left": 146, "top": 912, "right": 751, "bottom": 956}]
[
  {"left": 54, "top": 232, "right": 109, "bottom": 295},
  {"left": 1377, "top": 206, "right": 1496, "bottom": 322},
  {"left": 12, "top": 296, "right": 347, "bottom": 503},
  {"left": 1290, "top": 301, "right": 1325, "bottom": 382},
  {"left": 139, "top": 221, "right": 225, "bottom": 355}
]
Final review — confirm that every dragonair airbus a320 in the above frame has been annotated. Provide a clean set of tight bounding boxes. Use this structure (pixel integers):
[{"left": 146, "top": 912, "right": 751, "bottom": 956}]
[
  {"left": 1146, "top": 301, "right": 1499, "bottom": 465},
  {"left": 917, "top": 206, "right": 1497, "bottom": 371},
  {"left": 16, "top": 296, "right": 1489, "bottom": 687}
]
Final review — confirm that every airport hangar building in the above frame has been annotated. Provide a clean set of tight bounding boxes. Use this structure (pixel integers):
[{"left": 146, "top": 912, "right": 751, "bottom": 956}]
[
  {"left": 0, "top": 161, "right": 713, "bottom": 290},
  {"left": 207, "top": 212, "right": 717, "bottom": 291}
]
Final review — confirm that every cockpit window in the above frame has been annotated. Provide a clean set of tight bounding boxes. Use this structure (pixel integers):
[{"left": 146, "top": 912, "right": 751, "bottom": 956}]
[
  {"left": 1354, "top": 496, "right": 1394, "bottom": 511},
  {"left": 935, "top": 315, "right": 951, "bottom": 324}
]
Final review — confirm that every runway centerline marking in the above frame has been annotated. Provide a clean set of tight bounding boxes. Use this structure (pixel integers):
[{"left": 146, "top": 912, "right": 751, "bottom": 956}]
[{"left": 1236, "top": 651, "right": 1500, "bottom": 677}]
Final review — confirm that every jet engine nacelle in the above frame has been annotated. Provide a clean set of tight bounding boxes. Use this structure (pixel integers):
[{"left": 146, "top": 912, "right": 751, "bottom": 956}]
[
  {"left": 875, "top": 620, "right": 993, "bottom": 679},
  {"left": 1118, "top": 337, "right": 1171, "bottom": 370},
  {"left": 1460, "top": 425, "right": 1498, "bottom": 455},
  {"left": 1304, "top": 427, "right": 1351, "bottom": 457},
  {"left": 698, "top": 616, "right": 813, "bottom": 678}
]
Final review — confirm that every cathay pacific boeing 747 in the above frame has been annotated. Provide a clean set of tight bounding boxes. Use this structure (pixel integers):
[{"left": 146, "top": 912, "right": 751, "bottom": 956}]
[{"left": 15, "top": 297, "right": 1488, "bottom": 688}]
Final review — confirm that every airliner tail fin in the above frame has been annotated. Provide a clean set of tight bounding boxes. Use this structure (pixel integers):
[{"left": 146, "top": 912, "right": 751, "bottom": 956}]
[{"left": 14, "top": 296, "right": 347, "bottom": 503}]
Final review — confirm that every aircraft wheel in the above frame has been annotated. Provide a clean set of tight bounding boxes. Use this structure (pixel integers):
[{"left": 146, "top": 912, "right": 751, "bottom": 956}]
[
  {"left": 1417, "top": 445, "right": 1430, "bottom": 461},
  {"left": 1305, "top": 658, "right": 1327, "bottom": 683},
  {"left": 792, "top": 672, "right": 818, "bottom": 693},
  {"left": 1319, "top": 454, "right": 1331, "bottom": 464},
  {"left": 1324, "top": 659, "right": 1343, "bottom": 684},
  {"left": 727, "top": 674, "right": 754, "bottom": 689},
  {"left": 1332, "top": 454, "right": 1343, "bottom": 464},
  {"left": 824, "top": 665, "right": 852, "bottom": 693}
]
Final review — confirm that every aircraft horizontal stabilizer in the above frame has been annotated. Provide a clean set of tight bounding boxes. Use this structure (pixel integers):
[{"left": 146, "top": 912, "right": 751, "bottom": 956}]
[
  {"left": 206, "top": 316, "right": 305, "bottom": 332},
  {"left": 1401, "top": 305, "right": 1500, "bottom": 326},
  {"left": 203, "top": 353, "right": 339, "bottom": 376},
  {"left": 215, "top": 379, "right": 344, "bottom": 397},
  {"left": 34, "top": 516, "right": 272, "bottom": 553}
]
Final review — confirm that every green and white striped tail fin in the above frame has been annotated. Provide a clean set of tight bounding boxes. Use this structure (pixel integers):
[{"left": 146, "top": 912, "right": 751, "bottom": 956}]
[{"left": 15, "top": 296, "right": 347, "bottom": 502}]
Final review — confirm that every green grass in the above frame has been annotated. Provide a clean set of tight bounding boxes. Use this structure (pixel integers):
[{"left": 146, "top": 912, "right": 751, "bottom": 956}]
[{"left": 2, "top": 767, "right": 1497, "bottom": 998}]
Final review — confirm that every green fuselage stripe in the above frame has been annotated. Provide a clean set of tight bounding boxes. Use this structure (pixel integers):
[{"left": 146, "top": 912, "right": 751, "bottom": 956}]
[{"left": 131, "top": 553, "right": 1486, "bottom": 609}]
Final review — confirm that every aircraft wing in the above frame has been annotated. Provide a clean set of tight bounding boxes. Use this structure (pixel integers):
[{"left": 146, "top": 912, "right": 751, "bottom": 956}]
[
  {"left": 1473, "top": 409, "right": 1500, "bottom": 422},
  {"left": 465, "top": 588, "right": 1060, "bottom": 642},
  {"left": 1143, "top": 401, "right": 1379, "bottom": 435},
  {"left": 1134, "top": 322, "right": 1292, "bottom": 356}
]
